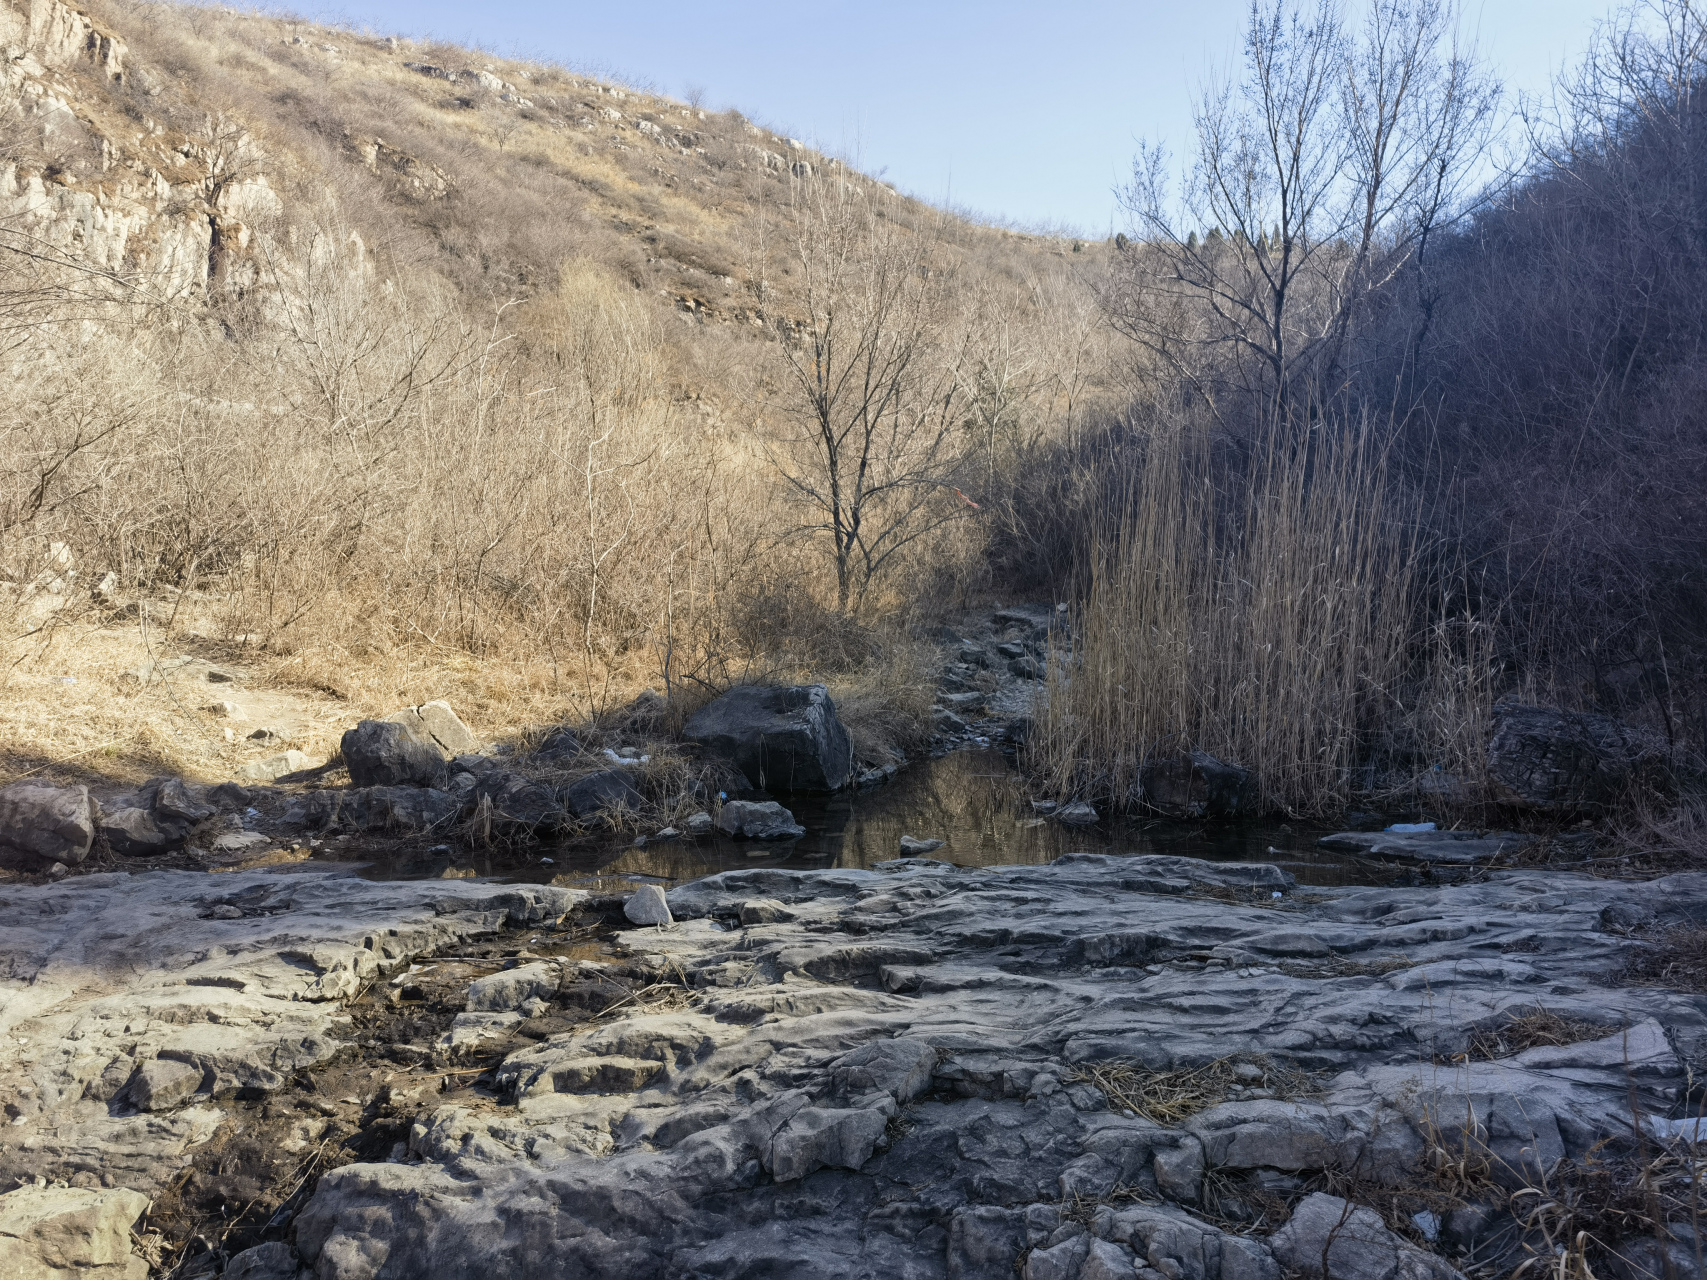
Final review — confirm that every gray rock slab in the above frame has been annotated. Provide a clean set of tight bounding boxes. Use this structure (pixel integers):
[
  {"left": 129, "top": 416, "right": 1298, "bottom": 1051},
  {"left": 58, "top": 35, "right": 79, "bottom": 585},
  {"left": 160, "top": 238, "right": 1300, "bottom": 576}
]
[
  {"left": 0, "top": 869, "right": 581, "bottom": 1196},
  {"left": 285, "top": 854, "right": 1707, "bottom": 1278},
  {"left": 1317, "top": 829, "right": 1538, "bottom": 865},
  {"left": 0, "top": 1184, "right": 151, "bottom": 1279}
]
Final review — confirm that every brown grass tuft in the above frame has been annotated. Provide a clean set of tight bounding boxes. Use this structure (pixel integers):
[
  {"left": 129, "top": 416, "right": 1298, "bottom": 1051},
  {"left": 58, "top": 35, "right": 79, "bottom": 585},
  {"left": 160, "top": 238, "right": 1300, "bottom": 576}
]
[{"left": 1065, "top": 1055, "right": 1321, "bottom": 1126}]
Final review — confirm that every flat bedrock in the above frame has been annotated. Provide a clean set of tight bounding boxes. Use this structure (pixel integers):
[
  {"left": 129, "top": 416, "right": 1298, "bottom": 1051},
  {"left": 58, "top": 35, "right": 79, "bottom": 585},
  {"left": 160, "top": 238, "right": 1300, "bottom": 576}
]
[{"left": 274, "top": 853, "right": 1706, "bottom": 1279}]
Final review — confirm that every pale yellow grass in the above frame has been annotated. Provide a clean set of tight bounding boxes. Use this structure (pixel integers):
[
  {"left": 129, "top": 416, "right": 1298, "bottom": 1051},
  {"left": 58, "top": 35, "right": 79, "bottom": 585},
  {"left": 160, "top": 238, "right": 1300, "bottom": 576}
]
[{"left": 0, "top": 603, "right": 650, "bottom": 791}]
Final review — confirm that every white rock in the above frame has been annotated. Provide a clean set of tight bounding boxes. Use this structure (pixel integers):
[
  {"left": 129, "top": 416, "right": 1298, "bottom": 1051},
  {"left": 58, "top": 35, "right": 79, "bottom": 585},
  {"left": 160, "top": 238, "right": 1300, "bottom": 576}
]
[
  {"left": 238, "top": 750, "right": 317, "bottom": 781},
  {"left": 623, "top": 884, "right": 672, "bottom": 926},
  {"left": 0, "top": 1184, "right": 152, "bottom": 1280},
  {"left": 466, "top": 962, "right": 558, "bottom": 1012}
]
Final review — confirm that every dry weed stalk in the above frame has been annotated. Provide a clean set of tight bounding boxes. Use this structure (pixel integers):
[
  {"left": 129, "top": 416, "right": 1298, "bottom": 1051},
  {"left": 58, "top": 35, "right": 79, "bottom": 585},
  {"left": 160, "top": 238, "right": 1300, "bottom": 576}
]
[
  {"left": 1619, "top": 926, "right": 1707, "bottom": 994},
  {"left": 1457, "top": 1007, "right": 1618, "bottom": 1064},
  {"left": 1065, "top": 1055, "right": 1320, "bottom": 1125}
]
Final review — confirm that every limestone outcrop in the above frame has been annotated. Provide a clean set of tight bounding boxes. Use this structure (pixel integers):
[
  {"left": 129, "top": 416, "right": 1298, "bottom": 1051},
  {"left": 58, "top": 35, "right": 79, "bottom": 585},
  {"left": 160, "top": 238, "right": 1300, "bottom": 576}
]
[
  {"left": 0, "top": 870, "right": 580, "bottom": 1196},
  {"left": 285, "top": 855, "right": 1703, "bottom": 1278}
]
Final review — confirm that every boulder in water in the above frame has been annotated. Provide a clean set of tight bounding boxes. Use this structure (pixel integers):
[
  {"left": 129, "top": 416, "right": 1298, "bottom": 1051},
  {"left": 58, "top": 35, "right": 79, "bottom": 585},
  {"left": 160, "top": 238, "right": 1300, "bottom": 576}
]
[{"left": 684, "top": 684, "right": 852, "bottom": 792}]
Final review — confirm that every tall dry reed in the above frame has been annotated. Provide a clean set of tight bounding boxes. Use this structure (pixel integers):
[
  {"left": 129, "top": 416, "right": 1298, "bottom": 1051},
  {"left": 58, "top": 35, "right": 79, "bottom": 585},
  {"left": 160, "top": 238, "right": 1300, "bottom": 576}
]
[{"left": 1035, "top": 410, "right": 1486, "bottom": 816}]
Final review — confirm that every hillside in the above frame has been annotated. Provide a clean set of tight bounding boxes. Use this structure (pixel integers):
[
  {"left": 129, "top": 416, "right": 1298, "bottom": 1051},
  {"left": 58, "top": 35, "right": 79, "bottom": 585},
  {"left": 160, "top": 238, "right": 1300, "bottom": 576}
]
[{"left": 0, "top": 0, "right": 1119, "bottom": 787}]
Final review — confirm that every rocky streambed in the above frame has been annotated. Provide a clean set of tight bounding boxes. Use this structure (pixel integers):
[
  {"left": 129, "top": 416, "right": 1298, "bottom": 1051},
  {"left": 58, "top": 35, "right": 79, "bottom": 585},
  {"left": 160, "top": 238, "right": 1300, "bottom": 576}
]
[{"left": 3, "top": 849, "right": 1704, "bottom": 1279}]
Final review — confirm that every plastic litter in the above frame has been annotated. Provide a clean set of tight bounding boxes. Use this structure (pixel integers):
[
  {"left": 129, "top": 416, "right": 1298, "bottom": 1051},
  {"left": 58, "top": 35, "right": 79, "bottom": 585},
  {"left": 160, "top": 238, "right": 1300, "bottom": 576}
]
[
  {"left": 539, "top": 857, "right": 554, "bottom": 864},
  {"left": 1386, "top": 822, "right": 1437, "bottom": 833},
  {"left": 1271, "top": 891, "right": 1283, "bottom": 899},
  {"left": 602, "top": 748, "right": 650, "bottom": 766},
  {"left": 56, "top": 676, "right": 76, "bottom": 684},
  {"left": 1412, "top": 1210, "right": 1440, "bottom": 1241}
]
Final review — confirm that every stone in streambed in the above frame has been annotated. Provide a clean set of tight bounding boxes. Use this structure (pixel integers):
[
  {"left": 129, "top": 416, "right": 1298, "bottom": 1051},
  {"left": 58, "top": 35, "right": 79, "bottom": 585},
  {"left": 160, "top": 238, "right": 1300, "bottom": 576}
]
[
  {"left": 1317, "top": 828, "right": 1536, "bottom": 865},
  {"left": 1269, "top": 1193, "right": 1460, "bottom": 1279},
  {"left": 0, "top": 782, "right": 95, "bottom": 868},
  {"left": 298, "top": 785, "right": 461, "bottom": 834},
  {"left": 715, "top": 800, "right": 804, "bottom": 840},
  {"left": 899, "top": 835, "right": 944, "bottom": 855},
  {"left": 737, "top": 898, "right": 792, "bottom": 925},
  {"left": 1133, "top": 750, "right": 1255, "bottom": 818},
  {"left": 341, "top": 719, "right": 447, "bottom": 788},
  {"left": 0, "top": 1184, "right": 152, "bottom": 1280},
  {"left": 388, "top": 700, "right": 478, "bottom": 756},
  {"left": 684, "top": 684, "right": 853, "bottom": 792},
  {"left": 563, "top": 770, "right": 644, "bottom": 823},
  {"left": 466, "top": 962, "right": 559, "bottom": 1012},
  {"left": 1487, "top": 701, "right": 1675, "bottom": 812},
  {"left": 239, "top": 750, "right": 318, "bottom": 782},
  {"left": 124, "top": 1058, "right": 203, "bottom": 1112},
  {"left": 623, "top": 884, "right": 673, "bottom": 926},
  {"left": 223, "top": 1242, "right": 301, "bottom": 1280}
]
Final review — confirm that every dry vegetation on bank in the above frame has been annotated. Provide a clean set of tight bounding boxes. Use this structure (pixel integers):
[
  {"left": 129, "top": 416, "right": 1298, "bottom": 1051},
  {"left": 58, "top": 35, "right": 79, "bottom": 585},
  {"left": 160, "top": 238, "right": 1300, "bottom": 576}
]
[
  {"left": 2, "top": 0, "right": 1706, "bottom": 838},
  {"left": 0, "top": 0, "right": 1120, "bottom": 784}
]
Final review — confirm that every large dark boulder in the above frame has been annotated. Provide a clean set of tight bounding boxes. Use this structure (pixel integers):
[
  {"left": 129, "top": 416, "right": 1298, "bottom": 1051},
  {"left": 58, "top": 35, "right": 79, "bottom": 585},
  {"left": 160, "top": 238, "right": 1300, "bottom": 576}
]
[
  {"left": 101, "top": 807, "right": 181, "bottom": 857},
  {"left": 99, "top": 777, "right": 217, "bottom": 857},
  {"left": 563, "top": 770, "right": 645, "bottom": 823},
  {"left": 1133, "top": 751, "right": 1256, "bottom": 819},
  {"left": 1487, "top": 702, "right": 1674, "bottom": 812},
  {"left": 0, "top": 782, "right": 96, "bottom": 868},
  {"left": 341, "top": 719, "right": 447, "bottom": 788},
  {"left": 683, "top": 684, "right": 853, "bottom": 793},
  {"left": 470, "top": 770, "right": 565, "bottom": 833}
]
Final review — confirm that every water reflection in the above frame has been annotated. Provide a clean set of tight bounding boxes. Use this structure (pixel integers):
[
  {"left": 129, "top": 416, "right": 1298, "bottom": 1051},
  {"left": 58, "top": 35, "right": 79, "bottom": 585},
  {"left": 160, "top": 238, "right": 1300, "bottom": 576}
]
[{"left": 365, "top": 747, "right": 1383, "bottom": 889}]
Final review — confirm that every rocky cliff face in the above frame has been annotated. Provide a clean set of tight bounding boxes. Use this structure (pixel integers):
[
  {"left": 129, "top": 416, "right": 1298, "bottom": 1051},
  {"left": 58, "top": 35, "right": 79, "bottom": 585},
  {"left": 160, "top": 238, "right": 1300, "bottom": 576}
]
[{"left": 0, "top": 0, "right": 279, "bottom": 298}]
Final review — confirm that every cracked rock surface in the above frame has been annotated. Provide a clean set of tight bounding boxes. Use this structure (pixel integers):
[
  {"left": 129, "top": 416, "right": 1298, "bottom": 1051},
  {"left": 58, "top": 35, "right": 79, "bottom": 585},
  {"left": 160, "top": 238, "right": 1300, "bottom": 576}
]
[
  {"left": 0, "top": 869, "right": 581, "bottom": 1197},
  {"left": 291, "top": 854, "right": 1706, "bottom": 1278}
]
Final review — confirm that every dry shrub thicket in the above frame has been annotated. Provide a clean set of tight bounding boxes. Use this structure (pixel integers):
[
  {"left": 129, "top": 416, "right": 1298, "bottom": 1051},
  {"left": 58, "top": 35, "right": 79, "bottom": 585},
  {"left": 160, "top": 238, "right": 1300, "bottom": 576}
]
[
  {"left": 1034, "top": 0, "right": 1502, "bottom": 816},
  {"left": 0, "top": 0, "right": 1119, "bottom": 774},
  {"left": 1033, "top": 0, "right": 1707, "bottom": 817},
  {"left": 5, "top": 0, "right": 1706, "bottom": 817}
]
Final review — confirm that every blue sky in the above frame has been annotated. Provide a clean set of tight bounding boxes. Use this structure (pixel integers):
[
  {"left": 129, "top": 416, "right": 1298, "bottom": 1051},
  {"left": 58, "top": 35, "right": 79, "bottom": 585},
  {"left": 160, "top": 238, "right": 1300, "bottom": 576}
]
[{"left": 313, "top": 0, "right": 1615, "bottom": 233}]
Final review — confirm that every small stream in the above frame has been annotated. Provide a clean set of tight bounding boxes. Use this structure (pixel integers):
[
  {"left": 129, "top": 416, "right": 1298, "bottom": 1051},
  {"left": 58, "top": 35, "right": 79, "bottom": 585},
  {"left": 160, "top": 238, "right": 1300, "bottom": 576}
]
[{"left": 362, "top": 748, "right": 1399, "bottom": 891}]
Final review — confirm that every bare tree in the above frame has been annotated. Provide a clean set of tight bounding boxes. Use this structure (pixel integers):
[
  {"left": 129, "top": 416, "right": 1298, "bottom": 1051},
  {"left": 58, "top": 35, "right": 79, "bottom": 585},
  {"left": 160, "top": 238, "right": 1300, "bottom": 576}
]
[
  {"left": 770, "top": 178, "right": 975, "bottom": 611},
  {"left": 1113, "top": 0, "right": 1497, "bottom": 423}
]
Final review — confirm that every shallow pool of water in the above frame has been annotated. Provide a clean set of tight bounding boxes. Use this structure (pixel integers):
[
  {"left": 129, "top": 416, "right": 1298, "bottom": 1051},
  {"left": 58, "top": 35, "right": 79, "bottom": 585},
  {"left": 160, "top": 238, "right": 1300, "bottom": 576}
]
[{"left": 359, "top": 748, "right": 1394, "bottom": 890}]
